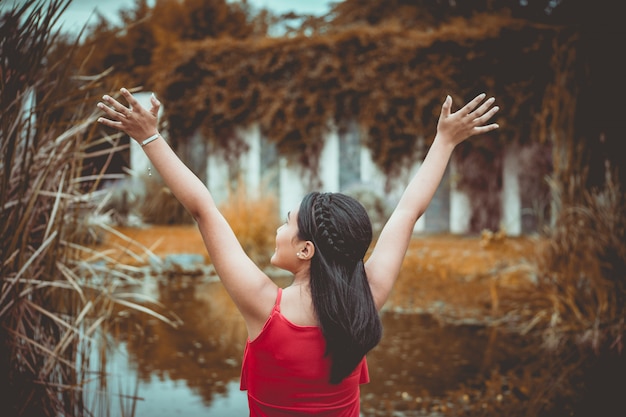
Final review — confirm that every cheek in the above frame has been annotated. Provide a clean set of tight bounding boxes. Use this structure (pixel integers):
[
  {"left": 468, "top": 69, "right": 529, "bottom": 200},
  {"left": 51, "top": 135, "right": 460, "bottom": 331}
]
[
  {"left": 271, "top": 232, "right": 294, "bottom": 267},
  {"left": 275, "top": 229, "right": 288, "bottom": 248}
]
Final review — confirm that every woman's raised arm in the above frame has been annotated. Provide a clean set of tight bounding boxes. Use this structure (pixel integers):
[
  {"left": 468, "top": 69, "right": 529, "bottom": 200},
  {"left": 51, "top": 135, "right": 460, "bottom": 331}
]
[
  {"left": 97, "top": 89, "right": 277, "bottom": 332},
  {"left": 365, "top": 93, "right": 499, "bottom": 310}
]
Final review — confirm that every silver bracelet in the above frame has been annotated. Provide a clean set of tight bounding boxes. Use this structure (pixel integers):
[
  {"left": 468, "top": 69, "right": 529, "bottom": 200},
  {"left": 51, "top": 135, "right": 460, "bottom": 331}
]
[{"left": 141, "top": 133, "right": 160, "bottom": 147}]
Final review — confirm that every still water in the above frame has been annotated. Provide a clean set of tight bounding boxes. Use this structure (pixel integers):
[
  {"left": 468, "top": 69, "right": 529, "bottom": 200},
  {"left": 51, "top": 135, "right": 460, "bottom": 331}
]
[{"left": 96, "top": 273, "right": 528, "bottom": 417}]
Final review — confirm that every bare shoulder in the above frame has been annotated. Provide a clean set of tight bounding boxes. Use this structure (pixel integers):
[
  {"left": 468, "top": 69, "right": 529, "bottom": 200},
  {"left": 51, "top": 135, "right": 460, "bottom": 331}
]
[
  {"left": 244, "top": 280, "right": 282, "bottom": 339},
  {"left": 279, "top": 285, "right": 318, "bottom": 327}
]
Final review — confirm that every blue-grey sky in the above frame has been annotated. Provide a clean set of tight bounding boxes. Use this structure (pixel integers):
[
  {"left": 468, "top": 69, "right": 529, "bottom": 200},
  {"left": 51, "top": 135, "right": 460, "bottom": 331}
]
[
  {"left": 1, "top": 0, "right": 334, "bottom": 34},
  {"left": 51, "top": 0, "right": 334, "bottom": 35}
]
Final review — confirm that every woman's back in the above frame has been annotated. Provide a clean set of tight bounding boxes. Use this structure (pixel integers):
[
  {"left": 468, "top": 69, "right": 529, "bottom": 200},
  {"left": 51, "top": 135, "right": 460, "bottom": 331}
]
[{"left": 240, "top": 288, "right": 369, "bottom": 417}]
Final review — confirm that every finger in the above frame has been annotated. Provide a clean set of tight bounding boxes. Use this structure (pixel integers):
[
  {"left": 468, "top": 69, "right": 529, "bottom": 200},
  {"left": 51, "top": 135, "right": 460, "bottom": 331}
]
[
  {"left": 97, "top": 116, "right": 124, "bottom": 129},
  {"left": 441, "top": 95, "right": 452, "bottom": 118},
  {"left": 471, "top": 97, "right": 496, "bottom": 117},
  {"left": 149, "top": 93, "right": 161, "bottom": 117},
  {"left": 461, "top": 93, "right": 487, "bottom": 115},
  {"left": 102, "top": 94, "right": 130, "bottom": 117},
  {"left": 473, "top": 123, "right": 500, "bottom": 134},
  {"left": 97, "top": 101, "right": 123, "bottom": 120},
  {"left": 120, "top": 87, "right": 145, "bottom": 113},
  {"left": 473, "top": 105, "right": 500, "bottom": 125}
]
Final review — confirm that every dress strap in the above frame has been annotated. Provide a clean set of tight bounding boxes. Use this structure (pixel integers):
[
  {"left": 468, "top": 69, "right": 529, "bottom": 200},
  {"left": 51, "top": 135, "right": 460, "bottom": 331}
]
[{"left": 274, "top": 287, "right": 283, "bottom": 312}]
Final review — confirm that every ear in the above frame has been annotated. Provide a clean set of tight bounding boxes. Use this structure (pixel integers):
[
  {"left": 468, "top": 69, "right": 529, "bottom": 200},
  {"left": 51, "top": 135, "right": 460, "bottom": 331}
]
[{"left": 298, "top": 241, "right": 315, "bottom": 261}]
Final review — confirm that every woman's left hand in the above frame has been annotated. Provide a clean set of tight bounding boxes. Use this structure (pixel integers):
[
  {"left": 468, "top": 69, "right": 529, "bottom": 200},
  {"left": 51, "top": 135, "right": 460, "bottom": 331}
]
[{"left": 435, "top": 93, "right": 499, "bottom": 148}]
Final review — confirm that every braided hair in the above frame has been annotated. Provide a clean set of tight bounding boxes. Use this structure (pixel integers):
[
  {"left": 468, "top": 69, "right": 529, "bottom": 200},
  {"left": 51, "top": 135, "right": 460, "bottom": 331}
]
[{"left": 297, "top": 192, "right": 382, "bottom": 384}]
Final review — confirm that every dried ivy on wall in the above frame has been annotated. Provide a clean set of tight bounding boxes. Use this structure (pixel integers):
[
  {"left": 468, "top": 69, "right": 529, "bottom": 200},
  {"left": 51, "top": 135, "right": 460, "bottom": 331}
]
[{"left": 149, "top": 13, "right": 572, "bottom": 182}]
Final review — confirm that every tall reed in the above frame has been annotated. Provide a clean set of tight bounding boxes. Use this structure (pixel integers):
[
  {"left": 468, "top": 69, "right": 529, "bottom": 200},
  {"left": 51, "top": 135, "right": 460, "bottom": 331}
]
[
  {"left": 1, "top": 2, "right": 177, "bottom": 416},
  {"left": 520, "top": 167, "right": 626, "bottom": 355},
  {"left": 475, "top": 169, "right": 626, "bottom": 416}
]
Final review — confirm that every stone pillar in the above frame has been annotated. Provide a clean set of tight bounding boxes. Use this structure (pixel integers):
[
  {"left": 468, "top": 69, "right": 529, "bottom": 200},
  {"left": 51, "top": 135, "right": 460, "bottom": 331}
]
[
  {"left": 279, "top": 158, "right": 306, "bottom": 217},
  {"left": 382, "top": 160, "right": 426, "bottom": 233},
  {"left": 206, "top": 143, "right": 229, "bottom": 205},
  {"left": 320, "top": 126, "right": 340, "bottom": 192},
  {"left": 450, "top": 160, "right": 471, "bottom": 234},
  {"left": 502, "top": 146, "right": 522, "bottom": 236},
  {"left": 239, "top": 124, "right": 261, "bottom": 199},
  {"left": 359, "top": 147, "right": 385, "bottom": 193},
  {"left": 339, "top": 121, "right": 361, "bottom": 190}
]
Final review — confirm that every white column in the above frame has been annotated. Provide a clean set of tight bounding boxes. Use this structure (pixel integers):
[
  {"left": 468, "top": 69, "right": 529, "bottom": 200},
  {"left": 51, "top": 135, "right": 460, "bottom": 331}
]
[
  {"left": 450, "top": 160, "right": 471, "bottom": 234},
  {"left": 239, "top": 124, "right": 261, "bottom": 199},
  {"left": 359, "top": 147, "right": 383, "bottom": 191},
  {"left": 502, "top": 146, "right": 522, "bottom": 236},
  {"left": 320, "top": 127, "right": 340, "bottom": 192},
  {"left": 381, "top": 160, "right": 425, "bottom": 233},
  {"left": 279, "top": 158, "right": 306, "bottom": 216},
  {"left": 206, "top": 144, "right": 229, "bottom": 205}
]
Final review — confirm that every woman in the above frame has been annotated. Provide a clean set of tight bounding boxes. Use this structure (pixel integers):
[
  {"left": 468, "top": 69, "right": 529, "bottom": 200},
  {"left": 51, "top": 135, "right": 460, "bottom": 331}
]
[{"left": 97, "top": 89, "right": 499, "bottom": 416}]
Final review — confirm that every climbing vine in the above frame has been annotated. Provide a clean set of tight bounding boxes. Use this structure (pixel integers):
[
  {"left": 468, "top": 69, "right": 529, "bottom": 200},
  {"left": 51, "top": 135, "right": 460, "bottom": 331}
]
[
  {"left": 148, "top": 13, "right": 572, "bottom": 181},
  {"left": 76, "top": 1, "right": 577, "bottom": 187}
]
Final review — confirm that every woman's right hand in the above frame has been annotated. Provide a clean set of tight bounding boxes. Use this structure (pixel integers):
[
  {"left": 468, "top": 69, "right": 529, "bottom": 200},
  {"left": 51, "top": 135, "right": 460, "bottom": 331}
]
[{"left": 97, "top": 88, "right": 161, "bottom": 143}]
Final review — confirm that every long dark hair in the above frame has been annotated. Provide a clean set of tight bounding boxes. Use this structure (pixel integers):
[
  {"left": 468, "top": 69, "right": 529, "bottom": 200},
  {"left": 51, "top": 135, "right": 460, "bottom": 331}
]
[{"left": 297, "top": 192, "right": 383, "bottom": 384}]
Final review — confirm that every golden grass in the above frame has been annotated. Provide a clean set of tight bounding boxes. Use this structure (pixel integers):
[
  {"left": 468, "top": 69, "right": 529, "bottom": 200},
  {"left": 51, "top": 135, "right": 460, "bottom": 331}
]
[
  {"left": 93, "top": 178, "right": 281, "bottom": 269},
  {"left": 218, "top": 180, "right": 281, "bottom": 267}
]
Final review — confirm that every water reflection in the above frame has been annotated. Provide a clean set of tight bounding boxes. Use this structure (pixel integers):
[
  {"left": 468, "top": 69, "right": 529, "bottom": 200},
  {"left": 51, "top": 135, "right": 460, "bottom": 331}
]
[
  {"left": 115, "top": 277, "right": 247, "bottom": 409},
  {"left": 362, "top": 313, "right": 528, "bottom": 414},
  {"left": 105, "top": 274, "right": 528, "bottom": 416}
]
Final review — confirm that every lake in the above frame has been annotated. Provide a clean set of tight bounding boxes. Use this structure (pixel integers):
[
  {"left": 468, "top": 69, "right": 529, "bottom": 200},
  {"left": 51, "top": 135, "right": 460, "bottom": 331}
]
[{"left": 88, "top": 272, "right": 533, "bottom": 417}]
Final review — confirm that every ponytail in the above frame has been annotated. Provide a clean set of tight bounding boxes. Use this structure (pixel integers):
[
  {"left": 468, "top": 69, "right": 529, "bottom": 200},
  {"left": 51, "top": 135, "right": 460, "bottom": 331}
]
[{"left": 298, "top": 192, "right": 382, "bottom": 384}]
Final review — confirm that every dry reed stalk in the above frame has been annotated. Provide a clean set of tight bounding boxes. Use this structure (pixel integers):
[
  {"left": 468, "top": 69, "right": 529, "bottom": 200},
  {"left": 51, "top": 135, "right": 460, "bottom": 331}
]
[
  {"left": 532, "top": 170, "right": 625, "bottom": 352},
  {"left": 1, "top": 2, "right": 179, "bottom": 416}
]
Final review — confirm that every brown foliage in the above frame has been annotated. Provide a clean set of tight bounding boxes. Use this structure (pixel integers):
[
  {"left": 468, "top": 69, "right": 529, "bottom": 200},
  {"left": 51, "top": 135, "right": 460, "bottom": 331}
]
[
  {"left": 77, "top": 0, "right": 256, "bottom": 89},
  {"left": 74, "top": 1, "right": 576, "bottom": 185},
  {"left": 150, "top": 14, "right": 569, "bottom": 180},
  {"left": 326, "top": 0, "right": 502, "bottom": 30}
]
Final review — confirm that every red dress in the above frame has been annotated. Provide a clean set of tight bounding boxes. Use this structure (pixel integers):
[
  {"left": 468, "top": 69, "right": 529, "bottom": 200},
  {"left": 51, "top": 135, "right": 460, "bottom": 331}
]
[{"left": 240, "top": 288, "right": 369, "bottom": 416}]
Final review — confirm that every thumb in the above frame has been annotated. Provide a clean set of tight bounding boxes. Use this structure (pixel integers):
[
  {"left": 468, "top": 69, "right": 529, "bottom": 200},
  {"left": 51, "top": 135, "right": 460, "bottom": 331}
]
[
  {"left": 440, "top": 95, "right": 452, "bottom": 118},
  {"left": 150, "top": 93, "right": 161, "bottom": 117}
]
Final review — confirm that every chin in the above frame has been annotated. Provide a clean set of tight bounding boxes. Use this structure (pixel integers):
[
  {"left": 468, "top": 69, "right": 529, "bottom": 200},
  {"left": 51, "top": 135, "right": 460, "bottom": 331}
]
[{"left": 269, "top": 255, "right": 288, "bottom": 272}]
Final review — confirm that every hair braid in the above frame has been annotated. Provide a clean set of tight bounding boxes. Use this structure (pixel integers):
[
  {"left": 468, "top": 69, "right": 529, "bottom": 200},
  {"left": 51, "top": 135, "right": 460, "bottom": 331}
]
[{"left": 313, "top": 193, "right": 359, "bottom": 262}]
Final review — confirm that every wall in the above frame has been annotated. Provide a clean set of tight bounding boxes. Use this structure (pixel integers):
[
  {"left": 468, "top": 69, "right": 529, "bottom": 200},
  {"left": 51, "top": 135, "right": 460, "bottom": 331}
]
[{"left": 130, "top": 93, "right": 523, "bottom": 235}]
